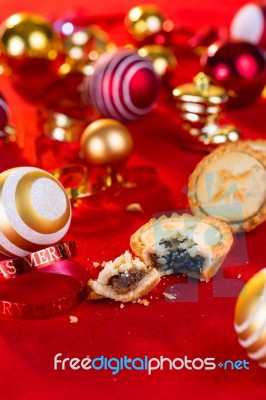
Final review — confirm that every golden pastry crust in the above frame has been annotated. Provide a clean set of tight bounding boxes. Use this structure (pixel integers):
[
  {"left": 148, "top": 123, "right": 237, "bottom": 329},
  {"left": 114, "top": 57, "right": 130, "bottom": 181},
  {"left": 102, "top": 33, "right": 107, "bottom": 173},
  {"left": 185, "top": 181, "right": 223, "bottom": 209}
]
[
  {"left": 88, "top": 251, "right": 160, "bottom": 302},
  {"left": 130, "top": 213, "right": 233, "bottom": 282},
  {"left": 188, "top": 142, "right": 266, "bottom": 232},
  {"left": 244, "top": 139, "right": 266, "bottom": 153}
]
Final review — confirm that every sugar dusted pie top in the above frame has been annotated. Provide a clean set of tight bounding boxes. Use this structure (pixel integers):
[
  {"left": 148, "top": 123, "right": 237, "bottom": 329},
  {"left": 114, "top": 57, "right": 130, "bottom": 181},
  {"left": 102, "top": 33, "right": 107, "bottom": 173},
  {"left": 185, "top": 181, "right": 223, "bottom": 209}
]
[
  {"left": 188, "top": 142, "right": 266, "bottom": 231},
  {"left": 196, "top": 152, "right": 266, "bottom": 222}
]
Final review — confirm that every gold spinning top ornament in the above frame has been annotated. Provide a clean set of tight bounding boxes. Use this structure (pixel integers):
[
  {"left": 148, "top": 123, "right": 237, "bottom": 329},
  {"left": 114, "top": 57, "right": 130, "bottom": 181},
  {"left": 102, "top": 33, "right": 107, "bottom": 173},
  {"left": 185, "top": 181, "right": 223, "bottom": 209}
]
[{"left": 173, "top": 72, "right": 241, "bottom": 151}]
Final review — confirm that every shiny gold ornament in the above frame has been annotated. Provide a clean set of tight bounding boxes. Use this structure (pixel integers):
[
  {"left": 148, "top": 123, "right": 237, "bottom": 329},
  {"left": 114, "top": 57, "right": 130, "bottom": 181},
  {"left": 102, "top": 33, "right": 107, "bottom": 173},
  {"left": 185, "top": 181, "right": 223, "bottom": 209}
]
[
  {"left": 80, "top": 119, "right": 133, "bottom": 166},
  {"left": 59, "top": 25, "right": 116, "bottom": 78},
  {"left": 0, "top": 13, "right": 61, "bottom": 59},
  {"left": 138, "top": 44, "right": 177, "bottom": 76},
  {"left": 234, "top": 269, "right": 266, "bottom": 368},
  {"left": 125, "top": 4, "right": 173, "bottom": 41},
  {"left": 63, "top": 25, "right": 113, "bottom": 61},
  {"left": 173, "top": 72, "right": 241, "bottom": 151},
  {"left": 0, "top": 167, "right": 71, "bottom": 257}
]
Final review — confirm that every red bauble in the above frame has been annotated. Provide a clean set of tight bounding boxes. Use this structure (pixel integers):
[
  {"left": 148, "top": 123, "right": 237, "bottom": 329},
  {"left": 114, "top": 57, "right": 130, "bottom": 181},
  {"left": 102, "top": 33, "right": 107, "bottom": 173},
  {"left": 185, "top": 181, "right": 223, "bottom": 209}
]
[
  {"left": 201, "top": 40, "right": 266, "bottom": 107},
  {"left": 85, "top": 49, "right": 160, "bottom": 121},
  {"left": 230, "top": 3, "right": 266, "bottom": 51},
  {"left": 9, "top": 57, "right": 63, "bottom": 102}
]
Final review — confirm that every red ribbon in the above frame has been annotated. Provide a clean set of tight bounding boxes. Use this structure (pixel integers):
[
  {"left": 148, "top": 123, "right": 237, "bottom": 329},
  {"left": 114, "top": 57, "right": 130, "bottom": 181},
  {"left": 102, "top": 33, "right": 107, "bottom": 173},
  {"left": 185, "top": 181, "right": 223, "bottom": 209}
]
[{"left": 0, "top": 242, "right": 89, "bottom": 319}]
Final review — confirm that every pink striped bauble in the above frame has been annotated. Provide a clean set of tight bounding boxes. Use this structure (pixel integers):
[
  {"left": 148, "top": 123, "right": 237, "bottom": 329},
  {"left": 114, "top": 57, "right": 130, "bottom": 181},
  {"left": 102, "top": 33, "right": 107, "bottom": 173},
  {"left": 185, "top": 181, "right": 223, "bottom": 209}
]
[{"left": 86, "top": 48, "right": 160, "bottom": 121}]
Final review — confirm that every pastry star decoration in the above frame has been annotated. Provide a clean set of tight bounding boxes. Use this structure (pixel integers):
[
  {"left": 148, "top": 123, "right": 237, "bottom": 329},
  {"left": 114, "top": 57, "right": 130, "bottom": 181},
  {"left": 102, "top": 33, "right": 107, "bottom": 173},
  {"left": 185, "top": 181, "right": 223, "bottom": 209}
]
[{"left": 210, "top": 168, "right": 252, "bottom": 204}]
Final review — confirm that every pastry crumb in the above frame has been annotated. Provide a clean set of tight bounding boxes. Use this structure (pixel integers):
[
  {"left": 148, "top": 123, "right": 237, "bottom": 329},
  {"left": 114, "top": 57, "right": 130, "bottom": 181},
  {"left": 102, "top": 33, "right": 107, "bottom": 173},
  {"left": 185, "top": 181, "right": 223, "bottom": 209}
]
[
  {"left": 123, "top": 181, "right": 137, "bottom": 189},
  {"left": 69, "top": 315, "right": 78, "bottom": 323},
  {"left": 163, "top": 292, "right": 176, "bottom": 300},
  {"left": 120, "top": 303, "right": 125, "bottom": 309},
  {"left": 93, "top": 262, "right": 100, "bottom": 268},
  {"left": 137, "top": 298, "right": 150, "bottom": 306},
  {"left": 126, "top": 203, "right": 143, "bottom": 213}
]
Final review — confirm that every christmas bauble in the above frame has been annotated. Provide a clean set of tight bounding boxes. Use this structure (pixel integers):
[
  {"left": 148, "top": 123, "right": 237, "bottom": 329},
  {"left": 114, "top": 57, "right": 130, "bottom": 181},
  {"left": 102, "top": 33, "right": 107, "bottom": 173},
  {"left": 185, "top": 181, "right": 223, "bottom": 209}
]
[
  {"left": 0, "top": 13, "right": 60, "bottom": 60},
  {"left": 61, "top": 25, "right": 111, "bottom": 62},
  {"left": 125, "top": 4, "right": 173, "bottom": 42},
  {"left": 138, "top": 44, "right": 177, "bottom": 76},
  {"left": 230, "top": 3, "right": 266, "bottom": 51},
  {"left": 80, "top": 119, "right": 133, "bottom": 166},
  {"left": 86, "top": 48, "right": 160, "bottom": 121},
  {"left": 201, "top": 40, "right": 266, "bottom": 107},
  {"left": 235, "top": 269, "right": 266, "bottom": 368},
  {"left": 0, "top": 167, "right": 71, "bottom": 257},
  {"left": 0, "top": 13, "right": 62, "bottom": 101},
  {"left": 0, "top": 94, "right": 9, "bottom": 130}
]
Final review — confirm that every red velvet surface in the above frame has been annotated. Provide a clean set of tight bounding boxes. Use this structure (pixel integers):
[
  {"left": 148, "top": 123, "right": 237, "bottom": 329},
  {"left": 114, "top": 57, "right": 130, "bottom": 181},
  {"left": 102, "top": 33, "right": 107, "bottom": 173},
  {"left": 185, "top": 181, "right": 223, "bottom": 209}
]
[{"left": 0, "top": 1, "right": 266, "bottom": 399}]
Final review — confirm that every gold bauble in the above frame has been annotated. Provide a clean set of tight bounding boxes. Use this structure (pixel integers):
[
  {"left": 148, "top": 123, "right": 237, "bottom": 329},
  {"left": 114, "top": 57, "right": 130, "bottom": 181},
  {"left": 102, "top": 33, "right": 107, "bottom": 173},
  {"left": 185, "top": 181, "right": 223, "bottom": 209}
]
[
  {"left": 0, "top": 167, "right": 71, "bottom": 257},
  {"left": 0, "top": 13, "right": 61, "bottom": 59},
  {"left": 80, "top": 119, "right": 133, "bottom": 166},
  {"left": 234, "top": 269, "right": 266, "bottom": 368},
  {"left": 125, "top": 5, "right": 172, "bottom": 41},
  {"left": 63, "top": 25, "right": 114, "bottom": 63},
  {"left": 138, "top": 44, "right": 177, "bottom": 76}
]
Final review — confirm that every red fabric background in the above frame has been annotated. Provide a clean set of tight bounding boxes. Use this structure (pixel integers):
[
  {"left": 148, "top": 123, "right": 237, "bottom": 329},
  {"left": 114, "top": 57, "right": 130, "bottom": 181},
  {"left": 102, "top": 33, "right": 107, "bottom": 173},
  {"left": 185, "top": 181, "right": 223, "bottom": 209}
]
[{"left": 0, "top": 0, "right": 266, "bottom": 399}]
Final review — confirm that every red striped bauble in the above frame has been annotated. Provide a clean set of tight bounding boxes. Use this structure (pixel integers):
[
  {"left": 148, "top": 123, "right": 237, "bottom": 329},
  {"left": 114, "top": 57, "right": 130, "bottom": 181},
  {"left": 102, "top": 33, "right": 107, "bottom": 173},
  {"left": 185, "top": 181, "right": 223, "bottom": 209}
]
[{"left": 86, "top": 48, "right": 160, "bottom": 121}]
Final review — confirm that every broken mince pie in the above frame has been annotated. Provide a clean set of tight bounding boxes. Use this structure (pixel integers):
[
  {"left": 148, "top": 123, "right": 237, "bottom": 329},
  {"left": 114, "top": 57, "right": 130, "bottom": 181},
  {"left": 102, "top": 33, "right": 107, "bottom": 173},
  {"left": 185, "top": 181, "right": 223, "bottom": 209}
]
[
  {"left": 88, "top": 251, "right": 160, "bottom": 302},
  {"left": 130, "top": 213, "right": 233, "bottom": 282},
  {"left": 188, "top": 142, "right": 266, "bottom": 232}
]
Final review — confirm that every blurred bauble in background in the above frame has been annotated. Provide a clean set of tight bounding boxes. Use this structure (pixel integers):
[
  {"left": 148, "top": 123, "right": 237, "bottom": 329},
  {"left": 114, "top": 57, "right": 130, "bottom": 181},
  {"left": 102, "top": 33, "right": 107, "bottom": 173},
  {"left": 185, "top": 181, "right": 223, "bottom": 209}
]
[
  {"left": 230, "top": 2, "right": 266, "bottom": 52},
  {"left": 125, "top": 4, "right": 174, "bottom": 43},
  {"left": 0, "top": 12, "right": 62, "bottom": 101},
  {"left": 201, "top": 40, "right": 266, "bottom": 107}
]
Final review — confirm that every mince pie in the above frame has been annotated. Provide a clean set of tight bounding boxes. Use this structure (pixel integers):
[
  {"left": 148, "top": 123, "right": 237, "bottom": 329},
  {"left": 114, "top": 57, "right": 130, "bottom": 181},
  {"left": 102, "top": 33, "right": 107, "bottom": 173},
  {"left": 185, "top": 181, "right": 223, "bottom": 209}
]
[
  {"left": 188, "top": 142, "right": 266, "bottom": 232},
  {"left": 130, "top": 213, "right": 233, "bottom": 282},
  {"left": 88, "top": 251, "right": 160, "bottom": 302}
]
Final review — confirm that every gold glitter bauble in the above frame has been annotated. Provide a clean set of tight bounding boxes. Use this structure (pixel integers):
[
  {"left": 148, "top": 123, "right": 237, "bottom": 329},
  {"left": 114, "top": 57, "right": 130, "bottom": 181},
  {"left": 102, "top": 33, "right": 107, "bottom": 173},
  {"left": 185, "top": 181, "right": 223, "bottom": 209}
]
[
  {"left": 138, "top": 44, "right": 177, "bottom": 76},
  {"left": 80, "top": 119, "right": 133, "bottom": 166},
  {"left": 234, "top": 269, "right": 266, "bottom": 368},
  {"left": 0, "top": 167, "right": 71, "bottom": 257},
  {"left": 0, "top": 13, "right": 60, "bottom": 59},
  {"left": 125, "top": 5, "right": 172, "bottom": 41}
]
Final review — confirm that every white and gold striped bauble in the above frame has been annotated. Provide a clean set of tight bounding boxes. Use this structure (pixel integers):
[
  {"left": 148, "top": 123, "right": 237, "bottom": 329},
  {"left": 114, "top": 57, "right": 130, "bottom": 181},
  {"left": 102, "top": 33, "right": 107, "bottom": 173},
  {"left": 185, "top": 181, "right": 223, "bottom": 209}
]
[
  {"left": 0, "top": 167, "right": 71, "bottom": 257},
  {"left": 234, "top": 269, "right": 266, "bottom": 367}
]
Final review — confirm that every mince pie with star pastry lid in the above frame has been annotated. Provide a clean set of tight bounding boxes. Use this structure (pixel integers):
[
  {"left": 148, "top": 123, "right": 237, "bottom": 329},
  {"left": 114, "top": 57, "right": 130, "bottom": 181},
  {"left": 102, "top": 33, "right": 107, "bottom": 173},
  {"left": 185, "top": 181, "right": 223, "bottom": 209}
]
[
  {"left": 130, "top": 213, "right": 233, "bottom": 282},
  {"left": 188, "top": 142, "right": 266, "bottom": 232}
]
